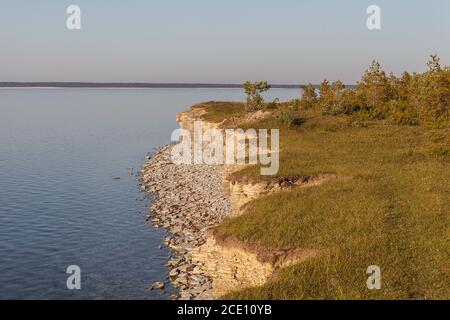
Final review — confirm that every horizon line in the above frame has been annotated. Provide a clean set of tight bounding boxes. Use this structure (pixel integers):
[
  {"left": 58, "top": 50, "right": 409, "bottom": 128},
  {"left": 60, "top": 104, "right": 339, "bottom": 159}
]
[{"left": 0, "top": 82, "right": 356, "bottom": 89}]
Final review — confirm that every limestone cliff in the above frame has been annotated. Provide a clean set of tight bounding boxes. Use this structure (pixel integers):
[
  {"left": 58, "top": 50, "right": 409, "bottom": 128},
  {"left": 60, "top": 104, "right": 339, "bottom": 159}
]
[{"left": 176, "top": 105, "right": 322, "bottom": 299}]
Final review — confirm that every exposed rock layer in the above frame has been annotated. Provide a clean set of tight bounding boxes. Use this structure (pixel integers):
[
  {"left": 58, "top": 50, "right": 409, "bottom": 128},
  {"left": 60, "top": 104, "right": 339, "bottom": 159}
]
[
  {"left": 228, "top": 174, "right": 338, "bottom": 214},
  {"left": 141, "top": 106, "right": 327, "bottom": 299}
]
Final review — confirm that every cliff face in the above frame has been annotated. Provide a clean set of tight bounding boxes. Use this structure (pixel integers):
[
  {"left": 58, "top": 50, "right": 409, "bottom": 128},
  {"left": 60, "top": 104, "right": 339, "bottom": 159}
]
[
  {"left": 190, "top": 230, "right": 318, "bottom": 298},
  {"left": 227, "top": 174, "right": 337, "bottom": 215},
  {"left": 176, "top": 106, "right": 321, "bottom": 299},
  {"left": 176, "top": 107, "right": 221, "bottom": 133},
  {"left": 190, "top": 235, "right": 274, "bottom": 298}
]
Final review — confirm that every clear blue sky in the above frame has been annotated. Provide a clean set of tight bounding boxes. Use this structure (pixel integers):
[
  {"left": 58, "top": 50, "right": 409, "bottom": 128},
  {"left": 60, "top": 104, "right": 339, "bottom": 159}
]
[{"left": 0, "top": 0, "right": 448, "bottom": 83}]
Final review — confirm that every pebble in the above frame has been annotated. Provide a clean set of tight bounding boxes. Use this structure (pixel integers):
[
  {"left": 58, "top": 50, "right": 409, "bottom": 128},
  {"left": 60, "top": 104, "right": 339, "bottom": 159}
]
[
  {"left": 139, "top": 144, "right": 231, "bottom": 300},
  {"left": 151, "top": 282, "right": 165, "bottom": 290},
  {"left": 169, "top": 269, "right": 179, "bottom": 278}
]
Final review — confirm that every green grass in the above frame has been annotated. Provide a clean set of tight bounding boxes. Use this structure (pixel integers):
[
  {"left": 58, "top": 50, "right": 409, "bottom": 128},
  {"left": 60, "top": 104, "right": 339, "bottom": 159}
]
[{"left": 205, "top": 104, "right": 449, "bottom": 299}]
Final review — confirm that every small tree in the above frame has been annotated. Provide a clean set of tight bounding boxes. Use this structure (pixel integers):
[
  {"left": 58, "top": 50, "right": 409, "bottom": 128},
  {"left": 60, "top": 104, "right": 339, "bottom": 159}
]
[
  {"left": 427, "top": 54, "right": 442, "bottom": 73},
  {"left": 318, "top": 79, "right": 333, "bottom": 114},
  {"left": 412, "top": 55, "right": 449, "bottom": 126},
  {"left": 243, "top": 81, "right": 271, "bottom": 112},
  {"left": 332, "top": 80, "right": 345, "bottom": 93},
  {"left": 299, "top": 83, "right": 318, "bottom": 109},
  {"left": 357, "top": 60, "right": 390, "bottom": 119}
]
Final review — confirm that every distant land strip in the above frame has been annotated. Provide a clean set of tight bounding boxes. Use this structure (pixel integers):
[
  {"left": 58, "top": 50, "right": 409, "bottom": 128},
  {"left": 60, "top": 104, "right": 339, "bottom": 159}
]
[{"left": 0, "top": 82, "right": 356, "bottom": 89}]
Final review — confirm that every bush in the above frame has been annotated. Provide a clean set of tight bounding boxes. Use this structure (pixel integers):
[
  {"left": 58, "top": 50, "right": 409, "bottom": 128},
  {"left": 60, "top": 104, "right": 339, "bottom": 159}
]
[
  {"left": 299, "top": 83, "right": 318, "bottom": 110},
  {"left": 276, "top": 105, "right": 295, "bottom": 125}
]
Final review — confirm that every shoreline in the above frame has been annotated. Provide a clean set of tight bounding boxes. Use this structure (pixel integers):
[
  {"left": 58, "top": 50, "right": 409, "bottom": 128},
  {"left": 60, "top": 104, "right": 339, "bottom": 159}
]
[
  {"left": 138, "top": 105, "right": 337, "bottom": 300},
  {"left": 0, "top": 83, "right": 307, "bottom": 89},
  {"left": 140, "top": 144, "right": 231, "bottom": 300},
  {"left": 138, "top": 106, "right": 295, "bottom": 300}
]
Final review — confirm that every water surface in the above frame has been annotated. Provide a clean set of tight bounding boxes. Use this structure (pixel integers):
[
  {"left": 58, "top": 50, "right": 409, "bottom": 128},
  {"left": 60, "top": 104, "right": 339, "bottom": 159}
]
[{"left": 0, "top": 88, "right": 298, "bottom": 299}]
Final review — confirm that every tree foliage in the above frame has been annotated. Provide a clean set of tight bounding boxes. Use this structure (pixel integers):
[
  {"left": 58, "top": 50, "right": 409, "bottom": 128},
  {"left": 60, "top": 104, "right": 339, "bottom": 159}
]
[
  {"left": 243, "top": 81, "right": 271, "bottom": 112},
  {"left": 313, "top": 56, "right": 449, "bottom": 127},
  {"left": 299, "top": 83, "right": 318, "bottom": 110},
  {"left": 242, "top": 56, "right": 449, "bottom": 127}
]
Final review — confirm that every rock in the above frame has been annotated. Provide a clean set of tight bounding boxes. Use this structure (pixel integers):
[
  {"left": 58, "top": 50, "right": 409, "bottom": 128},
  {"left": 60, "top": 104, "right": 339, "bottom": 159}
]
[
  {"left": 140, "top": 143, "right": 233, "bottom": 300},
  {"left": 151, "top": 282, "right": 165, "bottom": 290},
  {"left": 175, "top": 275, "right": 188, "bottom": 285},
  {"left": 172, "top": 226, "right": 182, "bottom": 235},
  {"left": 169, "top": 269, "right": 179, "bottom": 278}
]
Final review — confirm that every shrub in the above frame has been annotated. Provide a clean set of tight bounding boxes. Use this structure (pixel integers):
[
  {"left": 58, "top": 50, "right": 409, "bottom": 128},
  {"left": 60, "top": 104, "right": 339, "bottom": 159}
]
[
  {"left": 299, "top": 83, "right": 318, "bottom": 110},
  {"left": 276, "top": 105, "right": 295, "bottom": 125}
]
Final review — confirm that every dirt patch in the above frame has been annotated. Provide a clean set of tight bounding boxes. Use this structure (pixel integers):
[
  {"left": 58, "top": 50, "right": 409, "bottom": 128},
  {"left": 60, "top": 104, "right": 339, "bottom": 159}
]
[{"left": 228, "top": 173, "right": 338, "bottom": 186}]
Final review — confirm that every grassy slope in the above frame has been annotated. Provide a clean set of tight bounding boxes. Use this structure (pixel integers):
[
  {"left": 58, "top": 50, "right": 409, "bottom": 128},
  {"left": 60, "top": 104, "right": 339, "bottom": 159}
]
[{"left": 199, "top": 103, "right": 450, "bottom": 299}]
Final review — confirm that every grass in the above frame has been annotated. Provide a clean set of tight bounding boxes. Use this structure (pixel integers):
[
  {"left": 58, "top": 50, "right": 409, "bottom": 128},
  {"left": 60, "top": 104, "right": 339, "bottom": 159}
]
[
  {"left": 192, "top": 101, "right": 246, "bottom": 123},
  {"left": 201, "top": 103, "right": 449, "bottom": 300}
]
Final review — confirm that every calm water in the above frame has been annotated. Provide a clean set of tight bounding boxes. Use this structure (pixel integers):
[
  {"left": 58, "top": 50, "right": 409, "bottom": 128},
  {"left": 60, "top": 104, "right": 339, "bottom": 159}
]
[{"left": 0, "top": 88, "right": 298, "bottom": 299}]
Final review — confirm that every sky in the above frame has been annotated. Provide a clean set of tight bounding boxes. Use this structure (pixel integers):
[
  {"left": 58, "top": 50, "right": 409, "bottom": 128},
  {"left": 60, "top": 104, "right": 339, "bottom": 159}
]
[{"left": 0, "top": 0, "right": 448, "bottom": 84}]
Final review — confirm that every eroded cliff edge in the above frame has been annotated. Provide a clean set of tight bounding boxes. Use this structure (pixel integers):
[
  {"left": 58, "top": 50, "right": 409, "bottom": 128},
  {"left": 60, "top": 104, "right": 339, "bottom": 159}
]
[{"left": 141, "top": 105, "right": 326, "bottom": 300}]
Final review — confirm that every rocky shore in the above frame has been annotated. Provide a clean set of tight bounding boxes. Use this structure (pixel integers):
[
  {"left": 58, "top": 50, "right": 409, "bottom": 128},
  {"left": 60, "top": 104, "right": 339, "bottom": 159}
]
[
  {"left": 138, "top": 106, "right": 333, "bottom": 300},
  {"left": 139, "top": 144, "right": 231, "bottom": 300}
]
